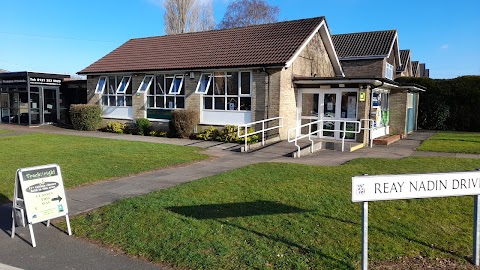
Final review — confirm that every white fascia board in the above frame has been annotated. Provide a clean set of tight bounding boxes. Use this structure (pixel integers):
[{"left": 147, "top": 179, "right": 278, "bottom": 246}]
[
  {"left": 285, "top": 21, "right": 344, "bottom": 77},
  {"left": 386, "top": 32, "right": 401, "bottom": 65},
  {"left": 339, "top": 55, "right": 387, "bottom": 61}
]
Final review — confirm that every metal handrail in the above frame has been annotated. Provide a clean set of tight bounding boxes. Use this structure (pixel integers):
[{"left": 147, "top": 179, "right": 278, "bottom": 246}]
[
  {"left": 238, "top": 117, "right": 284, "bottom": 151},
  {"left": 288, "top": 119, "right": 362, "bottom": 157}
]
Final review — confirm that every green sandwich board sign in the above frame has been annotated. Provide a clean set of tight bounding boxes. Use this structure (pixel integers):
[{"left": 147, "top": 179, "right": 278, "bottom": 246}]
[{"left": 11, "top": 164, "right": 72, "bottom": 247}]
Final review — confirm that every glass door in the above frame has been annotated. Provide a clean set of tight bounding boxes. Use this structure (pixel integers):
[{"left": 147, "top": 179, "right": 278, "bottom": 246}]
[
  {"left": 321, "top": 93, "right": 337, "bottom": 138},
  {"left": 42, "top": 88, "right": 58, "bottom": 123},
  {"left": 30, "top": 87, "right": 41, "bottom": 125},
  {"left": 0, "top": 93, "right": 9, "bottom": 123}
]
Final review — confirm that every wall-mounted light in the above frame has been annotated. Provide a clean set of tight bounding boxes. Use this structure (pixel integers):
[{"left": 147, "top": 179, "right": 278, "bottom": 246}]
[{"left": 189, "top": 72, "right": 195, "bottom": 79}]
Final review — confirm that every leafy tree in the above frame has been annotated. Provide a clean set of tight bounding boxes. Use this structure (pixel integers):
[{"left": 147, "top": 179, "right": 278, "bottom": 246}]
[
  {"left": 164, "top": 0, "right": 214, "bottom": 34},
  {"left": 218, "top": 0, "right": 279, "bottom": 29}
]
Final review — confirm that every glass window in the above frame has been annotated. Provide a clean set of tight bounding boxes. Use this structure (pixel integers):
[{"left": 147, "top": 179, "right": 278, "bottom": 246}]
[
  {"left": 116, "top": 76, "right": 131, "bottom": 93},
  {"left": 240, "top": 72, "right": 251, "bottom": 95},
  {"left": 138, "top": 75, "right": 154, "bottom": 93},
  {"left": 385, "top": 63, "right": 394, "bottom": 80},
  {"left": 195, "top": 73, "right": 212, "bottom": 94},
  {"left": 147, "top": 74, "right": 186, "bottom": 120},
  {"left": 341, "top": 92, "right": 357, "bottom": 119},
  {"left": 95, "top": 76, "right": 107, "bottom": 94},
  {"left": 200, "top": 71, "right": 252, "bottom": 112},
  {"left": 168, "top": 75, "right": 184, "bottom": 94}
]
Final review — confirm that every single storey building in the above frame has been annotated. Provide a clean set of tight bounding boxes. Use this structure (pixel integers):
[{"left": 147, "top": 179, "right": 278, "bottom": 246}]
[{"left": 79, "top": 17, "right": 426, "bottom": 149}]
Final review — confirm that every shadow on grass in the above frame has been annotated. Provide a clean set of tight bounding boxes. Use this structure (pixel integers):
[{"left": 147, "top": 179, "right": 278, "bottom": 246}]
[
  {"left": 166, "top": 200, "right": 309, "bottom": 219},
  {"left": 217, "top": 220, "right": 356, "bottom": 269},
  {"left": 319, "top": 214, "right": 471, "bottom": 261}
]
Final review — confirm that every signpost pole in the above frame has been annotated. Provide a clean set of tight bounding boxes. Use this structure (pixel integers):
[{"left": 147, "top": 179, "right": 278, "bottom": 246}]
[
  {"left": 474, "top": 195, "right": 480, "bottom": 265},
  {"left": 66, "top": 215, "right": 72, "bottom": 235},
  {"left": 362, "top": 201, "right": 368, "bottom": 270}
]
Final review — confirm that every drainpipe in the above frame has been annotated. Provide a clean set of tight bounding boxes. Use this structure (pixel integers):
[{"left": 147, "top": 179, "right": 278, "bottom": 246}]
[{"left": 262, "top": 67, "right": 271, "bottom": 120}]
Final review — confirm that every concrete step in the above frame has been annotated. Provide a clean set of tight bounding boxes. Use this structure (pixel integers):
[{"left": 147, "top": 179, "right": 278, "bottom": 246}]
[{"left": 292, "top": 138, "right": 364, "bottom": 158}]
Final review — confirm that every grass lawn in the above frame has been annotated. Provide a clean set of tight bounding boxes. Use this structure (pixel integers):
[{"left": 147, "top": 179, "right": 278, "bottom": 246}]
[
  {"left": 0, "top": 133, "right": 208, "bottom": 203},
  {"left": 0, "top": 129, "right": 13, "bottom": 134},
  {"left": 71, "top": 157, "right": 480, "bottom": 269},
  {"left": 418, "top": 131, "right": 480, "bottom": 154}
]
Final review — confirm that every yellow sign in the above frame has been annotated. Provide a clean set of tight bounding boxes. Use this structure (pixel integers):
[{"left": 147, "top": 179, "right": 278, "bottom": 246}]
[{"left": 359, "top": 91, "right": 366, "bottom": 102}]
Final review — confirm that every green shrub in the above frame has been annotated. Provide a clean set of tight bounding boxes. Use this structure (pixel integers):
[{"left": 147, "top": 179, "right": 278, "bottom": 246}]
[
  {"left": 217, "top": 125, "right": 240, "bottom": 143},
  {"left": 149, "top": 130, "right": 167, "bottom": 137},
  {"left": 238, "top": 127, "right": 259, "bottom": 145},
  {"left": 170, "top": 110, "right": 199, "bottom": 138},
  {"left": 105, "top": 121, "right": 126, "bottom": 134},
  {"left": 196, "top": 126, "right": 219, "bottom": 141},
  {"left": 135, "top": 118, "right": 151, "bottom": 136},
  {"left": 69, "top": 104, "right": 102, "bottom": 131}
]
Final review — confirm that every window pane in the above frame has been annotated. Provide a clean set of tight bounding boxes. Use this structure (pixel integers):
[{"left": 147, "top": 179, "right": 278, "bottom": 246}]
[
  {"left": 341, "top": 92, "right": 357, "bottom": 118},
  {"left": 324, "top": 93, "right": 336, "bottom": 117},
  {"left": 139, "top": 76, "right": 153, "bottom": 92},
  {"left": 240, "top": 97, "right": 251, "bottom": 111},
  {"left": 109, "top": 96, "right": 116, "bottom": 106},
  {"left": 166, "top": 76, "right": 173, "bottom": 94},
  {"left": 197, "top": 74, "right": 211, "bottom": 94},
  {"left": 170, "top": 75, "right": 183, "bottom": 94},
  {"left": 96, "top": 77, "right": 106, "bottom": 93},
  {"left": 241, "top": 72, "right": 251, "bottom": 95},
  {"left": 206, "top": 76, "right": 213, "bottom": 95},
  {"left": 166, "top": 96, "right": 175, "bottom": 109},
  {"left": 214, "top": 97, "right": 225, "bottom": 110},
  {"left": 227, "top": 72, "right": 238, "bottom": 95},
  {"left": 126, "top": 96, "right": 132, "bottom": 106},
  {"left": 176, "top": 97, "right": 185, "bottom": 108},
  {"left": 156, "top": 75, "right": 165, "bottom": 95},
  {"left": 204, "top": 97, "right": 212, "bottom": 109},
  {"left": 147, "top": 96, "right": 154, "bottom": 108},
  {"left": 214, "top": 73, "right": 225, "bottom": 95},
  {"left": 117, "top": 76, "right": 131, "bottom": 93},
  {"left": 227, "top": 97, "right": 238, "bottom": 110},
  {"left": 116, "top": 96, "right": 125, "bottom": 106},
  {"left": 156, "top": 96, "right": 164, "bottom": 108},
  {"left": 102, "top": 96, "right": 108, "bottom": 106},
  {"left": 108, "top": 77, "right": 116, "bottom": 94}
]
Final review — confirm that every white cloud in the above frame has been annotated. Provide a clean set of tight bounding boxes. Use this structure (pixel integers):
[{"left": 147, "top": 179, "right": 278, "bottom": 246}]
[{"left": 441, "top": 44, "right": 449, "bottom": 49}]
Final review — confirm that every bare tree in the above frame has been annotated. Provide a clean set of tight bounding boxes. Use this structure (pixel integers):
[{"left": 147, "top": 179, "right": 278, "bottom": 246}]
[
  {"left": 164, "top": 0, "right": 215, "bottom": 35},
  {"left": 218, "top": 0, "right": 279, "bottom": 29}
]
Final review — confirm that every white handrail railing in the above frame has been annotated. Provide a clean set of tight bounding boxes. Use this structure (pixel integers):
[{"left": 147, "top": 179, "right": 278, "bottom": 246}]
[
  {"left": 360, "top": 119, "right": 375, "bottom": 148},
  {"left": 238, "top": 117, "right": 284, "bottom": 151},
  {"left": 288, "top": 119, "right": 362, "bottom": 157}
]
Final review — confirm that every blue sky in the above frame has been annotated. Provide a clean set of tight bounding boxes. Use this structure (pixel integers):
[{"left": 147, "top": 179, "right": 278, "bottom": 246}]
[{"left": 1, "top": 0, "right": 479, "bottom": 78}]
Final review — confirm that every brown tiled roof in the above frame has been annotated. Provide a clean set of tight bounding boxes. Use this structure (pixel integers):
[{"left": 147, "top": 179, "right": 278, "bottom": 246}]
[
  {"left": 332, "top": 30, "right": 397, "bottom": 59},
  {"left": 397, "top": 49, "right": 411, "bottom": 71},
  {"left": 79, "top": 17, "right": 326, "bottom": 74},
  {"left": 411, "top": 61, "right": 419, "bottom": 76}
]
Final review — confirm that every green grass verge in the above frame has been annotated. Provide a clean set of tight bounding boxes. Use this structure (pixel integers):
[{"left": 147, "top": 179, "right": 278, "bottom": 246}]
[
  {"left": 71, "top": 157, "right": 480, "bottom": 269},
  {"left": 0, "top": 133, "right": 208, "bottom": 203},
  {"left": 418, "top": 131, "right": 480, "bottom": 154},
  {"left": 0, "top": 129, "right": 13, "bottom": 134}
]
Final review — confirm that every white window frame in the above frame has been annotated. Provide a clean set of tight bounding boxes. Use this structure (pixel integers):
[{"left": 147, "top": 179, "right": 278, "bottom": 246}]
[
  {"left": 168, "top": 74, "right": 184, "bottom": 94},
  {"left": 95, "top": 76, "right": 107, "bottom": 94},
  {"left": 137, "top": 75, "right": 154, "bottom": 93},
  {"left": 100, "top": 75, "right": 133, "bottom": 107},
  {"left": 146, "top": 74, "right": 185, "bottom": 111},
  {"left": 385, "top": 63, "right": 394, "bottom": 80},
  {"left": 195, "top": 73, "right": 212, "bottom": 94},
  {"left": 116, "top": 76, "right": 131, "bottom": 94},
  {"left": 201, "top": 71, "right": 252, "bottom": 112}
]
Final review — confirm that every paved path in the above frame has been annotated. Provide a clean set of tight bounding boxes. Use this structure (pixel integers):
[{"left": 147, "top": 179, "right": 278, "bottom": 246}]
[{"left": 0, "top": 124, "right": 476, "bottom": 269}]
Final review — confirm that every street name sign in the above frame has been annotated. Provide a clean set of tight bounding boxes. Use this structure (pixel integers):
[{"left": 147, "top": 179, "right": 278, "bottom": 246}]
[
  {"left": 11, "top": 164, "right": 72, "bottom": 247},
  {"left": 352, "top": 170, "right": 480, "bottom": 270},
  {"left": 352, "top": 171, "right": 480, "bottom": 202}
]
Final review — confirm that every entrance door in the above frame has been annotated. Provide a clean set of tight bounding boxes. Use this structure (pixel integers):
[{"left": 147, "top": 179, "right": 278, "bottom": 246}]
[
  {"left": 43, "top": 88, "right": 58, "bottom": 123},
  {"left": 299, "top": 90, "right": 358, "bottom": 140}
]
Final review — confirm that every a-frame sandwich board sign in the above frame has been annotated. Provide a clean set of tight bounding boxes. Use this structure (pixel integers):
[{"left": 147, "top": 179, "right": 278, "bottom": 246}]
[{"left": 11, "top": 164, "right": 72, "bottom": 247}]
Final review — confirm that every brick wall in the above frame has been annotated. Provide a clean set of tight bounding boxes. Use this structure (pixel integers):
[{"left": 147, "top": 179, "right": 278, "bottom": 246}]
[
  {"left": 341, "top": 59, "right": 384, "bottom": 78},
  {"left": 389, "top": 89, "right": 407, "bottom": 135}
]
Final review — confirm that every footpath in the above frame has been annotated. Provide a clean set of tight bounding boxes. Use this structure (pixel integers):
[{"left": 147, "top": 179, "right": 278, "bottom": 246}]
[{"left": 0, "top": 124, "right": 477, "bottom": 270}]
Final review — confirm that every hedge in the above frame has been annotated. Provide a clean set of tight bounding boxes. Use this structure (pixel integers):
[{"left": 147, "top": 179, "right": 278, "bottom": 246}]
[
  {"left": 69, "top": 104, "right": 102, "bottom": 131},
  {"left": 396, "top": 76, "right": 480, "bottom": 131}
]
